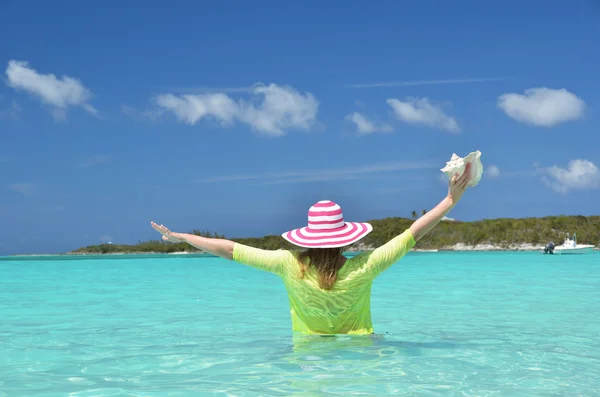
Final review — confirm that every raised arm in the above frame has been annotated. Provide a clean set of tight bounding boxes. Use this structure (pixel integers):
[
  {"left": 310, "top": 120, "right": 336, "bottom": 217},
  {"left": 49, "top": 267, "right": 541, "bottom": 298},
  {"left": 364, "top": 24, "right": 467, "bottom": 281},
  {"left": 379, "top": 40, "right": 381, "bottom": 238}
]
[
  {"left": 150, "top": 222, "right": 288, "bottom": 275},
  {"left": 151, "top": 222, "right": 234, "bottom": 259},
  {"left": 409, "top": 162, "right": 470, "bottom": 242},
  {"left": 361, "top": 228, "right": 416, "bottom": 277},
  {"left": 174, "top": 233, "right": 235, "bottom": 259}
]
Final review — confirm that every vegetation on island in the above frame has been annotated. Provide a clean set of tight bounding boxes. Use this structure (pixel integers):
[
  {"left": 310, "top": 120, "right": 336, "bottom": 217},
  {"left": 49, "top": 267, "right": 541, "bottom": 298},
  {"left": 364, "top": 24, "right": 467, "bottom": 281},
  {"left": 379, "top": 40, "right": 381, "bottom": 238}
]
[
  {"left": 69, "top": 230, "right": 226, "bottom": 255},
  {"left": 69, "top": 214, "right": 600, "bottom": 254}
]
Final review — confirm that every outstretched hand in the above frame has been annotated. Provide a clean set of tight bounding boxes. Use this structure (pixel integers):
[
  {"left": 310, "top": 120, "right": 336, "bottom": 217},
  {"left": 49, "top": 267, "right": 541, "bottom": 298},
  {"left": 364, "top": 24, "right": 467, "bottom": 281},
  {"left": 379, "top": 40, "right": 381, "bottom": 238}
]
[
  {"left": 151, "top": 221, "right": 183, "bottom": 243},
  {"left": 447, "top": 162, "right": 471, "bottom": 203},
  {"left": 409, "top": 162, "right": 472, "bottom": 242}
]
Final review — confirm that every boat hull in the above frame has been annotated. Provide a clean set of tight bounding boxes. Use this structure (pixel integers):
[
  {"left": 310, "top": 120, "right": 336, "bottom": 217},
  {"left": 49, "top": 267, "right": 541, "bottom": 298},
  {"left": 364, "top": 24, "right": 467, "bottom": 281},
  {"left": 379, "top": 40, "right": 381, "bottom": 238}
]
[{"left": 554, "top": 246, "right": 595, "bottom": 254}]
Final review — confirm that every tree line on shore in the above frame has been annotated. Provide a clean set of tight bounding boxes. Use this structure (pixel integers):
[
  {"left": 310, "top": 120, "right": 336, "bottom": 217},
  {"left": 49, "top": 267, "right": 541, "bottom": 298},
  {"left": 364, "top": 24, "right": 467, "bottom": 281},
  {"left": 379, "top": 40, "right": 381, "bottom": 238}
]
[{"left": 69, "top": 215, "right": 600, "bottom": 254}]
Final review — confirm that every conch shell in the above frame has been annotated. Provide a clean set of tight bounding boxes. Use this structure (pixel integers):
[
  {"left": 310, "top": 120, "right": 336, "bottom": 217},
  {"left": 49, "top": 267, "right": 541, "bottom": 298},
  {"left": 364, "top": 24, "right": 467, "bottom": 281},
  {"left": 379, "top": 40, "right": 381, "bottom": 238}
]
[{"left": 440, "top": 150, "right": 483, "bottom": 187}]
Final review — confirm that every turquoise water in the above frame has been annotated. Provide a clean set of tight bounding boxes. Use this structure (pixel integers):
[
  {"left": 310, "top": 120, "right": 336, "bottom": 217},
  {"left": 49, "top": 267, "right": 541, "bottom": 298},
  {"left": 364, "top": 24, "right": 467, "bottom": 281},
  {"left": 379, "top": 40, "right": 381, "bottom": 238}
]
[{"left": 1, "top": 252, "right": 599, "bottom": 396}]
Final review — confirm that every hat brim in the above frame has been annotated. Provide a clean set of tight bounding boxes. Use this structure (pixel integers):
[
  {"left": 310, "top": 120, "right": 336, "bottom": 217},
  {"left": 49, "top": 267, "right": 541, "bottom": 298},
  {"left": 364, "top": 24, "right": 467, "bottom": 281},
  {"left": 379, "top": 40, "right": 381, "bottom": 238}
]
[{"left": 282, "top": 222, "right": 373, "bottom": 248}]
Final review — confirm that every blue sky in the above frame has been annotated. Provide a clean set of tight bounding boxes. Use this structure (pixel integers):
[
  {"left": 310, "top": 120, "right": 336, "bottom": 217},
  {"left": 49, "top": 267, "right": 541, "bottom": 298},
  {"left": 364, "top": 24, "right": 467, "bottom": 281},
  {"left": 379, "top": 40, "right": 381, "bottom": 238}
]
[{"left": 1, "top": 0, "right": 599, "bottom": 255}]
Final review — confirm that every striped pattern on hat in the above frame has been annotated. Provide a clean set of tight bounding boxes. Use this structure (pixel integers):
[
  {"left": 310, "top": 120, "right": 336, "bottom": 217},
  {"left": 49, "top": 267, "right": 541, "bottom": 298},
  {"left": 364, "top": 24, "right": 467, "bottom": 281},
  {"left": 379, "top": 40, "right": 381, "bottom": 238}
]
[{"left": 282, "top": 200, "right": 373, "bottom": 248}]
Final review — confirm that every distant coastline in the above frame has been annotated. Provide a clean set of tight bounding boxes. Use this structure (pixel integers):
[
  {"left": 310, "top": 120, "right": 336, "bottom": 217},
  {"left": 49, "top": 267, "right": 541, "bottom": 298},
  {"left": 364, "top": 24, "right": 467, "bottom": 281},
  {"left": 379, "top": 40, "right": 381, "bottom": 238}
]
[
  {"left": 6, "top": 214, "right": 600, "bottom": 257},
  {"left": 6, "top": 245, "right": 599, "bottom": 259}
]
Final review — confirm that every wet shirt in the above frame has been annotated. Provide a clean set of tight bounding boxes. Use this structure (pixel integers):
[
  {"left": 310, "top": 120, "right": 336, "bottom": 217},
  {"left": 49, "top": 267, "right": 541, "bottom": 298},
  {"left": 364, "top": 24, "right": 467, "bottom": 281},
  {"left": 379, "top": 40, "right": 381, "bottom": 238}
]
[{"left": 232, "top": 229, "right": 416, "bottom": 334}]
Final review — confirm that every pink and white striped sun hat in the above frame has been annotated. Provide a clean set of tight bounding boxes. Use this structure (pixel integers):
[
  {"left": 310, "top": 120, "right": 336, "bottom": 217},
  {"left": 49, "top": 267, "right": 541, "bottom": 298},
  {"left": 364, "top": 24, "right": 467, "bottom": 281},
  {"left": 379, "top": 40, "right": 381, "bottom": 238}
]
[{"left": 282, "top": 200, "right": 373, "bottom": 248}]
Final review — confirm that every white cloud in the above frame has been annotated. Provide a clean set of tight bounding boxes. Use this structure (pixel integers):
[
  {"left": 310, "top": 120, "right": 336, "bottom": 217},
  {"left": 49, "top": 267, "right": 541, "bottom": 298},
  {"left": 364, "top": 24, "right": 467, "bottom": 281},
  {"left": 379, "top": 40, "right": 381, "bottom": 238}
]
[
  {"left": 487, "top": 165, "right": 500, "bottom": 178},
  {"left": 538, "top": 159, "right": 600, "bottom": 194},
  {"left": 387, "top": 97, "right": 460, "bottom": 132},
  {"left": 198, "top": 160, "right": 434, "bottom": 184},
  {"left": 155, "top": 93, "right": 238, "bottom": 125},
  {"left": 154, "top": 83, "right": 319, "bottom": 136},
  {"left": 8, "top": 183, "right": 36, "bottom": 196},
  {"left": 497, "top": 87, "right": 585, "bottom": 127},
  {"left": 345, "top": 77, "right": 504, "bottom": 89},
  {"left": 345, "top": 112, "right": 393, "bottom": 135},
  {"left": 5, "top": 60, "right": 98, "bottom": 120}
]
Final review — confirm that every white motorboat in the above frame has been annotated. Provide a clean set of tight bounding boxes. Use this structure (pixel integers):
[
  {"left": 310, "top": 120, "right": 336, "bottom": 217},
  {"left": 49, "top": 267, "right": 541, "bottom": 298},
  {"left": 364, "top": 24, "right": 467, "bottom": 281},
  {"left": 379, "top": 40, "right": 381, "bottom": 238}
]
[{"left": 541, "top": 233, "right": 596, "bottom": 254}]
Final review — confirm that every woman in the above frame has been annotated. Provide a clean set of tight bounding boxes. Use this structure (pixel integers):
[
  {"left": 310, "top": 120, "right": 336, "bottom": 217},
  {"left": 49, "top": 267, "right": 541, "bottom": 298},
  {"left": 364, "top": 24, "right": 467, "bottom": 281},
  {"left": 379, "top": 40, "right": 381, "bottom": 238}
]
[{"left": 151, "top": 164, "right": 472, "bottom": 335}]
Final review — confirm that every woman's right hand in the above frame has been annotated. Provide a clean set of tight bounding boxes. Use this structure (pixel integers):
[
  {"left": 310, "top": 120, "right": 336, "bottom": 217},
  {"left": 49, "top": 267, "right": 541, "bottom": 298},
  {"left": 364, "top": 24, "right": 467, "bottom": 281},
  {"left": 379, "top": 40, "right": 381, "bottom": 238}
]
[
  {"left": 408, "top": 162, "right": 472, "bottom": 242},
  {"left": 447, "top": 162, "right": 471, "bottom": 203}
]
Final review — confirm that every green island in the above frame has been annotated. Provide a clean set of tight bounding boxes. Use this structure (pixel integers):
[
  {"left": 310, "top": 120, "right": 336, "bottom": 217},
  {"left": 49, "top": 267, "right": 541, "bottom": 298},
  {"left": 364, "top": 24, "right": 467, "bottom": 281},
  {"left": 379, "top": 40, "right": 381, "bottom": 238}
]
[{"left": 69, "top": 214, "right": 600, "bottom": 254}]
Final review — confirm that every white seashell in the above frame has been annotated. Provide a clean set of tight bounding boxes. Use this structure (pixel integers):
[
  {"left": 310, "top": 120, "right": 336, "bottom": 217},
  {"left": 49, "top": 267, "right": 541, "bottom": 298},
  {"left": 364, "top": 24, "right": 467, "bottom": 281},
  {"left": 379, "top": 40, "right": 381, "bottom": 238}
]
[{"left": 440, "top": 150, "right": 484, "bottom": 187}]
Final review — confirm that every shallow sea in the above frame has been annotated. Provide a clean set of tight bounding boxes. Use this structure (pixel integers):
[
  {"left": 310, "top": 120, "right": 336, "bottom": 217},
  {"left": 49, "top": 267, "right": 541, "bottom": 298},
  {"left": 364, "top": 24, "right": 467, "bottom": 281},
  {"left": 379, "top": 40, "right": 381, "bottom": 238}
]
[{"left": 1, "top": 251, "right": 599, "bottom": 396}]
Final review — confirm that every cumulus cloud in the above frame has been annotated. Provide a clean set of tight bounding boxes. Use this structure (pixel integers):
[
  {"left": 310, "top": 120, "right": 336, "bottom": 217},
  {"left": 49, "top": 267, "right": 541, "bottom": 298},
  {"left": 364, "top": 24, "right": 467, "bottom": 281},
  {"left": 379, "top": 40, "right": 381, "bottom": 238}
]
[
  {"left": 5, "top": 60, "right": 98, "bottom": 120},
  {"left": 154, "top": 83, "right": 319, "bottom": 136},
  {"left": 8, "top": 183, "right": 36, "bottom": 196},
  {"left": 497, "top": 87, "right": 585, "bottom": 127},
  {"left": 487, "top": 165, "right": 500, "bottom": 178},
  {"left": 155, "top": 93, "right": 238, "bottom": 125},
  {"left": 345, "top": 112, "right": 393, "bottom": 135},
  {"left": 387, "top": 97, "right": 460, "bottom": 132},
  {"left": 538, "top": 159, "right": 600, "bottom": 194}
]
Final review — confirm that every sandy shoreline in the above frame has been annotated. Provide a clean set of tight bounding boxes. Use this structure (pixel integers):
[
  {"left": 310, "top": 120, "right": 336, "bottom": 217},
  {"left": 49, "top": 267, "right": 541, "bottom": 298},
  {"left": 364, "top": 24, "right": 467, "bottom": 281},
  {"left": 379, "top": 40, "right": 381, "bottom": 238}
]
[
  {"left": 353, "top": 242, "right": 562, "bottom": 253},
  {"left": 436, "top": 242, "right": 543, "bottom": 252}
]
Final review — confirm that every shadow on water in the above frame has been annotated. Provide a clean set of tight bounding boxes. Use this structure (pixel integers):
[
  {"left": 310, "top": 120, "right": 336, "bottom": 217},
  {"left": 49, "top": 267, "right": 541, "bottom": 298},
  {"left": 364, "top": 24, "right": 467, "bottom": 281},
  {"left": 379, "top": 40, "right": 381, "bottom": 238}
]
[
  {"left": 264, "top": 333, "right": 479, "bottom": 365},
  {"left": 227, "top": 333, "right": 485, "bottom": 394},
  {"left": 193, "top": 334, "right": 474, "bottom": 395}
]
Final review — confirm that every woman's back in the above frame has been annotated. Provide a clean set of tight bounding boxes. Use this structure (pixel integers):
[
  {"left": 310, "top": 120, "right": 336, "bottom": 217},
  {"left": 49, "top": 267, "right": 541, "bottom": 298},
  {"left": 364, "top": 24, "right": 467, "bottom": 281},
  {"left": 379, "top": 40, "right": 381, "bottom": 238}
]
[
  {"left": 232, "top": 229, "right": 416, "bottom": 334},
  {"left": 281, "top": 255, "right": 379, "bottom": 334}
]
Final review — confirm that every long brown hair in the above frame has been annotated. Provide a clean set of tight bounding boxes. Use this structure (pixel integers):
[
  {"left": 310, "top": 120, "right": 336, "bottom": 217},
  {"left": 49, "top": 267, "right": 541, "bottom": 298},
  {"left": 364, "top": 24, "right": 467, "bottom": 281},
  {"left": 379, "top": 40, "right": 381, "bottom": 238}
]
[{"left": 297, "top": 247, "right": 345, "bottom": 290}]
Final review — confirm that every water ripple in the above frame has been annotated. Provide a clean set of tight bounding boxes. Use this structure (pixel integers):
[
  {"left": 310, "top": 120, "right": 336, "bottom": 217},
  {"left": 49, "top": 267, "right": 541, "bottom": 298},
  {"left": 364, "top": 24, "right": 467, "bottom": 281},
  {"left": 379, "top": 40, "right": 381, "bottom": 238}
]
[{"left": 1, "top": 252, "right": 599, "bottom": 396}]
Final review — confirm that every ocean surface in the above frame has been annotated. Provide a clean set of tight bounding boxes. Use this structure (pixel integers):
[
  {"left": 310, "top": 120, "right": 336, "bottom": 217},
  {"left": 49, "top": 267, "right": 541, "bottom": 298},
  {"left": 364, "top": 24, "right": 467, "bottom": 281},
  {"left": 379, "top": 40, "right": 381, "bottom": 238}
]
[{"left": 1, "top": 251, "right": 599, "bottom": 396}]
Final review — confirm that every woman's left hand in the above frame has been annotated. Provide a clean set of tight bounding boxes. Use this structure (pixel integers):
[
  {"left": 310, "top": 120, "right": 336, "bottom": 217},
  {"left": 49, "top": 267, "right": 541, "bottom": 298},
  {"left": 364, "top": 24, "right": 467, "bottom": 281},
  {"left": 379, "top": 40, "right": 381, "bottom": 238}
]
[{"left": 151, "top": 221, "right": 183, "bottom": 243}]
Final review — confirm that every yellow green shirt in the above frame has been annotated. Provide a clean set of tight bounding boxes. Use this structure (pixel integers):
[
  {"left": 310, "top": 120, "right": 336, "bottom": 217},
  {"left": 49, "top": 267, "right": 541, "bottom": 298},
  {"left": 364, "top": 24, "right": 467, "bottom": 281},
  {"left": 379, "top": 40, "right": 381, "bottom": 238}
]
[{"left": 232, "top": 229, "right": 416, "bottom": 335}]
